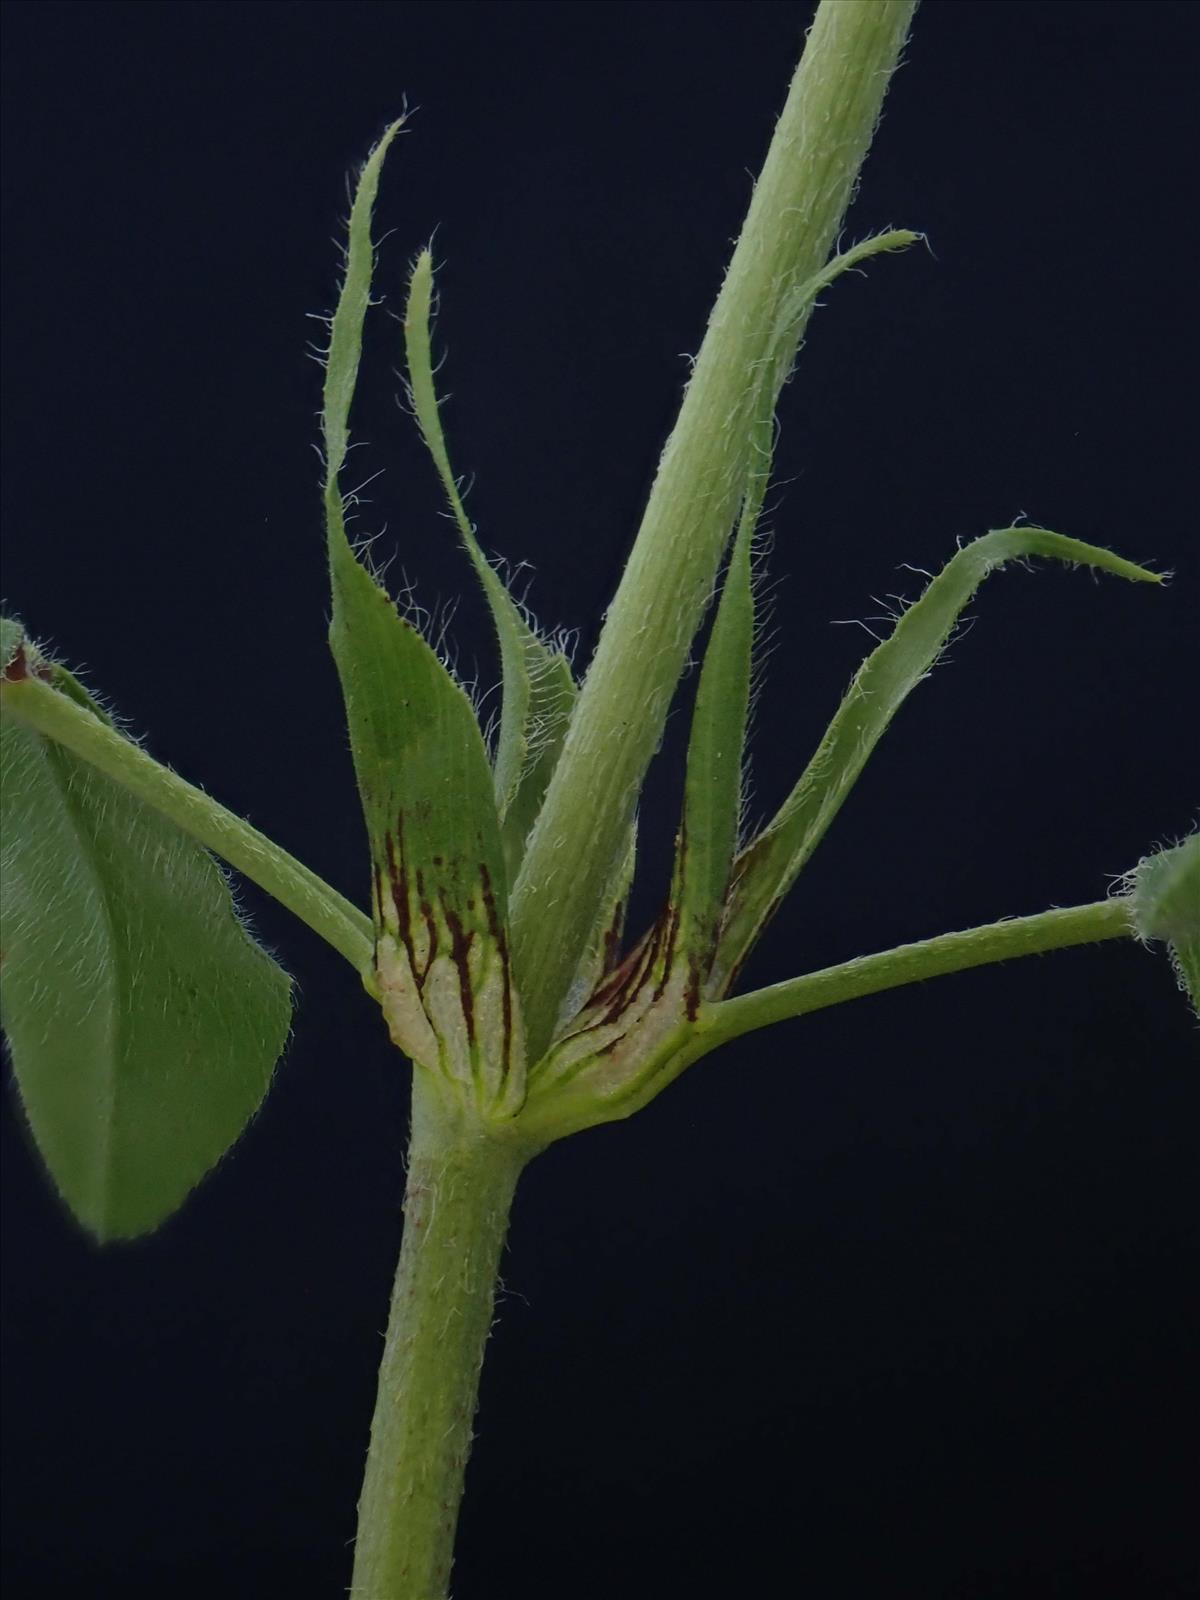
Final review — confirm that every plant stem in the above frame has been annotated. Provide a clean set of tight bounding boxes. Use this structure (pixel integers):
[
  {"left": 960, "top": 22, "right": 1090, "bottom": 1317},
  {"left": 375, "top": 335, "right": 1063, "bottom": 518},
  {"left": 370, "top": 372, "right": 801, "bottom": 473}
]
[
  {"left": 510, "top": 0, "right": 919, "bottom": 1059},
  {"left": 350, "top": 1073, "right": 529, "bottom": 1600},
  {"left": 706, "top": 897, "right": 1134, "bottom": 1049},
  {"left": 0, "top": 672, "right": 374, "bottom": 977}
]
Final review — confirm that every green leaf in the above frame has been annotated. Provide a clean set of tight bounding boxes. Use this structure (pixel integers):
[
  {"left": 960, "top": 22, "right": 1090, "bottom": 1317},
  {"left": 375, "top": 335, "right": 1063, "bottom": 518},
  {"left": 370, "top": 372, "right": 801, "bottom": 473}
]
[
  {"left": 328, "top": 547, "right": 524, "bottom": 1110},
  {"left": 321, "top": 128, "right": 523, "bottom": 1109},
  {"left": 403, "top": 248, "right": 577, "bottom": 875},
  {"left": 508, "top": 228, "right": 922, "bottom": 1062},
  {"left": 496, "top": 644, "right": 577, "bottom": 883},
  {"left": 668, "top": 234, "right": 922, "bottom": 986},
  {"left": 0, "top": 620, "right": 292, "bottom": 1241},
  {"left": 671, "top": 465, "right": 756, "bottom": 979},
  {"left": 1127, "top": 836, "right": 1200, "bottom": 1018},
  {"left": 557, "top": 819, "right": 638, "bottom": 1033},
  {"left": 763, "top": 229, "right": 922, "bottom": 415},
  {"left": 321, "top": 116, "right": 406, "bottom": 486},
  {"left": 711, "top": 527, "right": 1164, "bottom": 995}
]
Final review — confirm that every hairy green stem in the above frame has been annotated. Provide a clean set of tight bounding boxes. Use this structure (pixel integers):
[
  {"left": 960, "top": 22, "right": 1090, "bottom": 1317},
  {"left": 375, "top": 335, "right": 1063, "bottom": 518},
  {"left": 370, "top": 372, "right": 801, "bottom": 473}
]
[
  {"left": 510, "top": 0, "right": 919, "bottom": 1058},
  {"left": 706, "top": 898, "right": 1134, "bottom": 1049},
  {"left": 350, "top": 1075, "right": 528, "bottom": 1599},
  {"left": 0, "top": 673, "right": 374, "bottom": 977}
]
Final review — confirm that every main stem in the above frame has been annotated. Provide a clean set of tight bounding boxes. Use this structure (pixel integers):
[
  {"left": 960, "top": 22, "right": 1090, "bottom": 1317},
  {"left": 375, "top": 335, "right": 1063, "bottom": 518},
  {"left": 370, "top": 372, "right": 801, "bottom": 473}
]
[
  {"left": 350, "top": 1073, "right": 529, "bottom": 1599},
  {"left": 510, "top": 0, "right": 919, "bottom": 1058}
]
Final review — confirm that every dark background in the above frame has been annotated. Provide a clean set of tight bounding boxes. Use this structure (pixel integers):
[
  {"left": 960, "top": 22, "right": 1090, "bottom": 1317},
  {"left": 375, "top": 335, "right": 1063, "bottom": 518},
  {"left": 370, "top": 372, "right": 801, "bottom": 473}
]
[{"left": 2, "top": 2, "right": 1196, "bottom": 1595}]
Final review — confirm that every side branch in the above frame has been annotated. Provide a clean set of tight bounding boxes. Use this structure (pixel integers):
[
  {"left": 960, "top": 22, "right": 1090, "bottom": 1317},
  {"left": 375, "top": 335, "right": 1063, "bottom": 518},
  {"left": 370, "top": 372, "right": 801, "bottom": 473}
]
[{"left": 704, "top": 898, "right": 1134, "bottom": 1050}]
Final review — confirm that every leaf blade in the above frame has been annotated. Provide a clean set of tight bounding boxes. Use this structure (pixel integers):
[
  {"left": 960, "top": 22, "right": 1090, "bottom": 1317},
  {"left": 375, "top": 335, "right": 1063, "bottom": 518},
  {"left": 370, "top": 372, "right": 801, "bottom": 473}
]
[
  {"left": 672, "top": 462, "right": 757, "bottom": 978},
  {"left": 712, "top": 528, "right": 1164, "bottom": 994},
  {"left": 669, "top": 232, "right": 924, "bottom": 984},
  {"left": 0, "top": 622, "right": 292, "bottom": 1241},
  {"left": 322, "top": 117, "right": 406, "bottom": 485},
  {"left": 328, "top": 545, "right": 524, "bottom": 1109},
  {"left": 496, "top": 644, "right": 576, "bottom": 883},
  {"left": 321, "top": 131, "right": 523, "bottom": 1106},
  {"left": 404, "top": 248, "right": 578, "bottom": 872}
]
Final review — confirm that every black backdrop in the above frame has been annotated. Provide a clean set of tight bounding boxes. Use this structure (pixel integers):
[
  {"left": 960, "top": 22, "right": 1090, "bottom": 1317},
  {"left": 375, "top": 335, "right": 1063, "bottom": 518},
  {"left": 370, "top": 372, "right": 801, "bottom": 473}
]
[{"left": 2, "top": 3, "right": 1196, "bottom": 1596}]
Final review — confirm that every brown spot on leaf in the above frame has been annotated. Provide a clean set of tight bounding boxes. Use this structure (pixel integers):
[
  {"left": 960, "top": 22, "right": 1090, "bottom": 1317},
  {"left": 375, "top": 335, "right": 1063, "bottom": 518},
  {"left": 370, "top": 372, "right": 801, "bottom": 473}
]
[
  {"left": 479, "top": 862, "right": 515, "bottom": 1074},
  {"left": 418, "top": 901, "right": 439, "bottom": 985},
  {"left": 653, "top": 902, "right": 681, "bottom": 1002},
  {"left": 386, "top": 815, "right": 430, "bottom": 992},
  {"left": 442, "top": 897, "right": 476, "bottom": 1046},
  {"left": 1, "top": 642, "right": 29, "bottom": 681},
  {"left": 684, "top": 958, "right": 703, "bottom": 1022},
  {"left": 599, "top": 913, "right": 664, "bottom": 1026}
]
